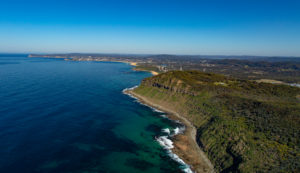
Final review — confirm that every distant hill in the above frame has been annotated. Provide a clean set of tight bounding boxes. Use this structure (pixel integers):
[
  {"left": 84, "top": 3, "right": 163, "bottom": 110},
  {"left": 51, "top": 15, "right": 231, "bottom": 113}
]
[
  {"left": 29, "top": 53, "right": 300, "bottom": 83},
  {"left": 28, "top": 53, "right": 300, "bottom": 62}
]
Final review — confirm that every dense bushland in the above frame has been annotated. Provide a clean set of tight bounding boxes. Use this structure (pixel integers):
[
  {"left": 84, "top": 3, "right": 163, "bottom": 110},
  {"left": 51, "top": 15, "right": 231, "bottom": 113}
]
[{"left": 133, "top": 71, "right": 300, "bottom": 172}]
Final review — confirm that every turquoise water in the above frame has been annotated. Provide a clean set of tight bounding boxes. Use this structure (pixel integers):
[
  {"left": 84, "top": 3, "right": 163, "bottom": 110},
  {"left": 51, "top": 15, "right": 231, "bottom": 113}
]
[{"left": 0, "top": 54, "right": 184, "bottom": 173}]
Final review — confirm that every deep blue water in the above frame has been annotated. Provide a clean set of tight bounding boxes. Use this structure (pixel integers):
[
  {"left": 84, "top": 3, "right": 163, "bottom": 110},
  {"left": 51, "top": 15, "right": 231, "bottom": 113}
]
[{"left": 0, "top": 54, "right": 183, "bottom": 173}]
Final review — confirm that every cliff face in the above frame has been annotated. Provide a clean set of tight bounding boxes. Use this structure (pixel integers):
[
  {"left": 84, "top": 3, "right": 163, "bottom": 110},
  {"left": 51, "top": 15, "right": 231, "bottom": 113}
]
[{"left": 133, "top": 71, "right": 300, "bottom": 173}]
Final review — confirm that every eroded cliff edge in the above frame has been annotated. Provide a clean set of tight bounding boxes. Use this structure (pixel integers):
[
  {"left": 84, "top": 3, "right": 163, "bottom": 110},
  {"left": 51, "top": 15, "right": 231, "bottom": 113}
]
[{"left": 131, "top": 71, "right": 300, "bottom": 172}]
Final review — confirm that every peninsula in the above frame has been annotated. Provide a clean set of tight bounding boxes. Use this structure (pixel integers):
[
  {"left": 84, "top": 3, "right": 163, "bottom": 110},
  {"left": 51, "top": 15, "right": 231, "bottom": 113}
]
[{"left": 129, "top": 71, "right": 300, "bottom": 172}]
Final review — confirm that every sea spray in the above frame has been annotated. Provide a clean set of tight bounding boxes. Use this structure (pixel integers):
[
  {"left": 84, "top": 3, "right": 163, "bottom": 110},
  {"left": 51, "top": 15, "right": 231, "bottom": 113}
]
[
  {"left": 156, "top": 136, "right": 174, "bottom": 149},
  {"left": 123, "top": 86, "right": 194, "bottom": 173},
  {"left": 155, "top": 131, "right": 193, "bottom": 173},
  {"left": 162, "top": 128, "right": 171, "bottom": 135},
  {"left": 122, "top": 85, "right": 138, "bottom": 93},
  {"left": 159, "top": 114, "right": 167, "bottom": 118},
  {"left": 173, "top": 127, "right": 180, "bottom": 135},
  {"left": 162, "top": 127, "right": 185, "bottom": 136},
  {"left": 171, "top": 126, "right": 185, "bottom": 136},
  {"left": 168, "top": 152, "right": 193, "bottom": 173}
]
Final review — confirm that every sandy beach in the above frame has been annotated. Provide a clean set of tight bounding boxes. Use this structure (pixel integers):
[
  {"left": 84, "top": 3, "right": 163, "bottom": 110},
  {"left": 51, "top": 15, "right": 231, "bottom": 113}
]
[
  {"left": 150, "top": 71, "right": 159, "bottom": 75},
  {"left": 129, "top": 62, "right": 138, "bottom": 66},
  {"left": 128, "top": 62, "right": 159, "bottom": 76}
]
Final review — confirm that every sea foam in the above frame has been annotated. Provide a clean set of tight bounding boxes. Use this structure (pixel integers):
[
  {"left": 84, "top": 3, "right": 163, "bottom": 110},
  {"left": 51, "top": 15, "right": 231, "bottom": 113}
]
[
  {"left": 156, "top": 136, "right": 193, "bottom": 173},
  {"left": 162, "top": 128, "right": 171, "bottom": 135},
  {"left": 123, "top": 86, "right": 193, "bottom": 173},
  {"left": 172, "top": 126, "right": 185, "bottom": 136},
  {"left": 156, "top": 136, "right": 174, "bottom": 149},
  {"left": 168, "top": 151, "right": 193, "bottom": 173}
]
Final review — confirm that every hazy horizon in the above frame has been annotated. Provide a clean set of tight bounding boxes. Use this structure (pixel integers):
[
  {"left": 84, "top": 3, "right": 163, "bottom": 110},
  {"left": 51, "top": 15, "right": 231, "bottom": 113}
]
[{"left": 2, "top": 52, "right": 300, "bottom": 58}]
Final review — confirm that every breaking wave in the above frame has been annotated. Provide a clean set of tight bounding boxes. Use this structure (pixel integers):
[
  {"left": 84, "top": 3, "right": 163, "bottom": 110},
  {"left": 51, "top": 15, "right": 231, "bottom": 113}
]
[
  {"left": 123, "top": 86, "right": 193, "bottom": 173},
  {"left": 155, "top": 128, "right": 193, "bottom": 173},
  {"left": 162, "top": 128, "right": 171, "bottom": 135}
]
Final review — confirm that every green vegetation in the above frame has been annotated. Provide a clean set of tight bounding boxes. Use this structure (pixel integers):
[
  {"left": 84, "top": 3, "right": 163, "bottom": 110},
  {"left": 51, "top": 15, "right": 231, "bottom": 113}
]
[
  {"left": 133, "top": 70, "right": 300, "bottom": 172},
  {"left": 133, "top": 65, "right": 160, "bottom": 73}
]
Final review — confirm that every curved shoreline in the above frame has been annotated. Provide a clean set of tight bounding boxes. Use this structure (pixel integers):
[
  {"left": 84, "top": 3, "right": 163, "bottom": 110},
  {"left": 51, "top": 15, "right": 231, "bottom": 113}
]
[
  {"left": 31, "top": 57, "right": 213, "bottom": 172},
  {"left": 123, "top": 87, "right": 193, "bottom": 173},
  {"left": 124, "top": 88, "right": 214, "bottom": 173}
]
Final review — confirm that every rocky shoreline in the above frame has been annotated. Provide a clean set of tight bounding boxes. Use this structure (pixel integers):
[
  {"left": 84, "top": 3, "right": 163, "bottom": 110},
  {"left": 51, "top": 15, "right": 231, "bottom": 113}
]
[{"left": 125, "top": 89, "right": 214, "bottom": 173}]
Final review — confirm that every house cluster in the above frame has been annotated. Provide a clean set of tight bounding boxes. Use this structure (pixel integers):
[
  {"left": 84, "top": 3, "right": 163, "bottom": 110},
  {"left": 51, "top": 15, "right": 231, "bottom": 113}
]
[{"left": 157, "top": 65, "right": 168, "bottom": 72}]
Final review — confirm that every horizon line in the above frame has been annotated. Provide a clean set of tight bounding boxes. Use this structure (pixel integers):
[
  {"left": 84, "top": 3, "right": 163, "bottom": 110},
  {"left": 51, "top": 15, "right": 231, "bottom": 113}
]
[{"left": 1, "top": 52, "right": 300, "bottom": 58}]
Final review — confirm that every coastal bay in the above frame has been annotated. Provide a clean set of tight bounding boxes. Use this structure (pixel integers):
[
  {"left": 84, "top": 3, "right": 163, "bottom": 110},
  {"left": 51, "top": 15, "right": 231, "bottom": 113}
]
[
  {"left": 0, "top": 55, "right": 191, "bottom": 173},
  {"left": 27, "top": 54, "right": 211, "bottom": 172}
]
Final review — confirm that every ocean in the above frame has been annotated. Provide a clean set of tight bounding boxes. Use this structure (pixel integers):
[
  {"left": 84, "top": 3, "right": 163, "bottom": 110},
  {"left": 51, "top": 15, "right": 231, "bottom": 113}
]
[{"left": 0, "top": 54, "right": 188, "bottom": 173}]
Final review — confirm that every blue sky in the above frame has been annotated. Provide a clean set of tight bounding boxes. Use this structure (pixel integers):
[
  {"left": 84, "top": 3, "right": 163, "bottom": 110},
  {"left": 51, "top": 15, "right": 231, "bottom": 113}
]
[{"left": 0, "top": 0, "right": 299, "bottom": 56}]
